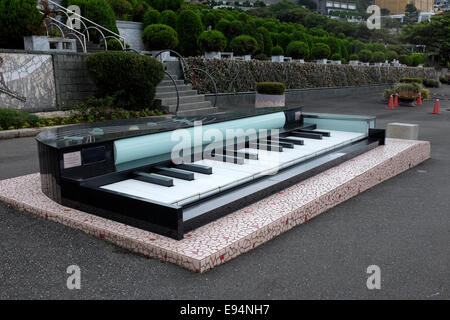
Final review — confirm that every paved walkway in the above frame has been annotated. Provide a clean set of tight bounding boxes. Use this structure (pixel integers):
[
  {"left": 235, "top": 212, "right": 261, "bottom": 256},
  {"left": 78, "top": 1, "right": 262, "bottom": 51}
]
[{"left": 0, "top": 85, "right": 449, "bottom": 299}]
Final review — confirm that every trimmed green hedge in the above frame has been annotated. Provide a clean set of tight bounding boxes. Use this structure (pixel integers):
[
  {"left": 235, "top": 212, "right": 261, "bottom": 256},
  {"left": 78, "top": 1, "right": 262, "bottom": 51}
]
[
  {"left": 286, "top": 41, "right": 309, "bottom": 59},
  {"left": 184, "top": 57, "right": 437, "bottom": 94},
  {"left": 422, "top": 79, "right": 440, "bottom": 88},
  {"left": 86, "top": 51, "right": 164, "bottom": 109},
  {"left": 197, "top": 30, "right": 227, "bottom": 53},
  {"left": 142, "top": 24, "right": 179, "bottom": 51},
  {"left": 0, "top": 108, "right": 39, "bottom": 130},
  {"left": 399, "top": 77, "right": 422, "bottom": 84},
  {"left": 311, "top": 43, "right": 330, "bottom": 60},
  {"left": 439, "top": 74, "right": 449, "bottom": 84},
  {"left": 256, "top": 82, "right": 286, "bottom": 95},
  {"left": 230, "top": 35, "right": 259, "bottom": 56},
  {"left": 271, "top": 45, "right": 284, "bottom": 56},
  {"left": 142, "top": 9, "right": 160, "bottom": 28},
  {"left": 0, "top": 0, "right": 42, "bottom": 49}
]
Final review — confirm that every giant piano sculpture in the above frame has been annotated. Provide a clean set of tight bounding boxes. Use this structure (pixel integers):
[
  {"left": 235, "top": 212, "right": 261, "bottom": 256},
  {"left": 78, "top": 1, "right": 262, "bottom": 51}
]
[{"left": 36, "top": 107, "right": 385, "bottom": 240}]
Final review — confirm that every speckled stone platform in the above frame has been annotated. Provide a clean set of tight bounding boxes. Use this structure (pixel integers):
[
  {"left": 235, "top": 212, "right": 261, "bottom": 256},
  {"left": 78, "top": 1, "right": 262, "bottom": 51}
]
[{"left": 0, "top": 138, "right": 430, "bottom": 273}]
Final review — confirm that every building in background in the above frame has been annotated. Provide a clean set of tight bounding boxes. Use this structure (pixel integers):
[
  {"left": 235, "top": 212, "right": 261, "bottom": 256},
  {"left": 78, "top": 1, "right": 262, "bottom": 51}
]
[{"left": 375, "top": 0, "right": 434, "bottom": 14}]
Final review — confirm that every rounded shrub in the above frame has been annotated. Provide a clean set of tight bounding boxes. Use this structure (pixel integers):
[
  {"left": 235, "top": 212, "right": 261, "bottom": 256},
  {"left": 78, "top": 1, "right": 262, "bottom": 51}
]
[
  {"left": 177, "top": 10, "right": 204, "bottom": 57},
  {"left": 330, "top": 53, "right": 341, "bottom": 61},
  {"left": 0, "top": 0, "right": 43, "bottom": 49},
  {"left": 142, "top": 24, "right": 179, "bottom": 51},
  {"left": 197, "top": 30, "right": 227, "bottom": 53},
  {"left": 230, "top": 35, "right": 259, "bottom": 56},
  {"left": 349, "top": 54, "right": 359, "bottom": 60},
  {"left": 160, "top": 10, "right": 178, "bottom": 29},
  {"left": 422, "top": 79, "right": 440, "bottom": 88},
  {"left": 410, "top": 53, "right": 427, "bottom": 66},
  {"left": 256, "top": 82, "right": 286, "bottom": 95},
  {"left": 399, "top": 54, "right": 412, "bottom": 66},
  {"left": 257, "top": 26, "right": 273, "bottom": 57},
  {"left": 286, "top": 41, "right": 309, "bottom": 59},
  {"left": 386, "top": 50, "right": 398, "bottom": 61},
  {"left": 311, "top": 43, "right": 331, "bottom": 60},
  {"left": 358, "top": 49, "right": 372, "bottom": 63},
  {"left": 132, "top": 1, "right": 149, "bottom": 22},
  {"left": 271, "top": 45, "right": 284, "bottom": 56},
  {"left": 371, "top": 51, "right": 386, "bottom": 63},
  {"left": 399, "top": 78, "right": 422, "bottom": 84},
  {"left": 143, "top": 9, "right": 160, "bottom": 28},
  {"left": 86, "top": 51, "right": 164, "bottom": 109},
  {"left": 68, "top": 0, "right": 119, "bottom": 42},
  {"left": 107, "top": 0, "right": 132, "bottom": 18},
  {"left": 439, "top": 74, "right": 449, "bottom": 84}
]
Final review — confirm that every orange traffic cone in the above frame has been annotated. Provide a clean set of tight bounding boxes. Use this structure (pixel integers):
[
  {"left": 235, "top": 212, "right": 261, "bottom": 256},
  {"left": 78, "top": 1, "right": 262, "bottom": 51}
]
[
  {"left": 387, "top": 95, "right": 394, "bottom": 109},
  {"left": 394, "top": 94, "right": 399, "bottom": 107},
  {"left": 432, "top": 99, "right": 440, "bottom": 114},
  {"left": 416, "top": 92, "right": 422, "bottom": 105}
]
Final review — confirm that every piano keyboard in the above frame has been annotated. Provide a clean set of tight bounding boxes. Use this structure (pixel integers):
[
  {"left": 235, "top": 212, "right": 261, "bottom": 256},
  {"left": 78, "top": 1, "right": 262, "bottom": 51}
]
[{"left": 101, "top": 130, "right": 366, "bottom": 207}]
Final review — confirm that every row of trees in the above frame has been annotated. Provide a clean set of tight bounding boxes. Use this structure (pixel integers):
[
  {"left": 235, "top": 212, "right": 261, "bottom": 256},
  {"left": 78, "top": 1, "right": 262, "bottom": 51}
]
[{"left": 139, "top": 3, "right": 426, "bottom": 65}]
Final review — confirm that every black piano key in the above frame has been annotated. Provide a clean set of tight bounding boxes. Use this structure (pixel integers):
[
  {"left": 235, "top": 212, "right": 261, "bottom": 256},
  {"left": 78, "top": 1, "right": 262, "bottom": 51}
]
[
  {"left": 206, "top": 152, "right": 245, "bottom": 165},
  {"left": 223, "top": 148, "right": 258, "bottom": 160},
  {"left": 278, "top": 141, "right": 294, "bottom": 149},
  {"left": 296, "top": 129, "right": 331, "bottom": 137},
  {"left": 291, "top": 131, "right": 323, "bottom": 140},
  {"left": 134, "top": 172, "right": 173, "bottom": 187},
  {"left": 154, "top": 166, "right": 195, "bottom": 181},
  {"left": 175, "top": 163, "right": 212, "bottom": 175},
  {"left": 238, "top": 151, "right": 258, "bottom": 160},
  {"left": 250, "top": 143, "right": 283, "bottom": 152},
  {"left": 280, "top": 137, "right": 304, "bottom": 145}
]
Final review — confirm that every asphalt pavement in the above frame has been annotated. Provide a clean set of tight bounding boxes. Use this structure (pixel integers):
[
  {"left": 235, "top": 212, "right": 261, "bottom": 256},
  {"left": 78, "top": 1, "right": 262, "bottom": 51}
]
[{"left": 0, "top": 85, "right": 449, "bottom": 299}]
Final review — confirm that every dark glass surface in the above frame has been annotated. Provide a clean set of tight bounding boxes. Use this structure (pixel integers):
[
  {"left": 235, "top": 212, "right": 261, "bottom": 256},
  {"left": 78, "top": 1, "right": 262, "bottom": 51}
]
[{"left": 36, "top": 107, "right": 300, "bottom": 149}]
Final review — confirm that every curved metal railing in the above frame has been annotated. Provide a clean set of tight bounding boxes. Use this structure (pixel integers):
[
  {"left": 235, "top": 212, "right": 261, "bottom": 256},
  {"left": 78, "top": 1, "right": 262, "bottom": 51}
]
[
  {"left": 39, "top": 0, "right": 125, "bottom": 53},
  {"left": 153, "top": 49, "right": 187, "bottom": 76},
  {"left": 182, "top": 68, "right": 218, "bottom": 110},
  {"left": 163, "top": 71, "right": 180, "bottom": 114},
  {"left": 44, "top": 16, "right": 87, "bottom": 52}
]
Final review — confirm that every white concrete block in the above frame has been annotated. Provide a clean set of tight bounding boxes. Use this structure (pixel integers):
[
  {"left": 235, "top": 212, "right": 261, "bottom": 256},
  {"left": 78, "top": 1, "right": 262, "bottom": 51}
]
[{"left": 386, "top": 123, "right": 419, "bottom": 140}]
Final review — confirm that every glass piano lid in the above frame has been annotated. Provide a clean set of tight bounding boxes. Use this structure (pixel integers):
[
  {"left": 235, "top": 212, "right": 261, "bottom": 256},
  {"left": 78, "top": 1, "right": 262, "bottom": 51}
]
[{"left": 35, "top": 106, "right": 298, "bottom": 149}]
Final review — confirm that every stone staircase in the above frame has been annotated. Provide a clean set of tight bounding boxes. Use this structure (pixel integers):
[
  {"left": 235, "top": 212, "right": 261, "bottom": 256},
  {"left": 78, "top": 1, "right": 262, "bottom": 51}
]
[{"left": 155, "top": 74, "right": 217, "bottom": 116}]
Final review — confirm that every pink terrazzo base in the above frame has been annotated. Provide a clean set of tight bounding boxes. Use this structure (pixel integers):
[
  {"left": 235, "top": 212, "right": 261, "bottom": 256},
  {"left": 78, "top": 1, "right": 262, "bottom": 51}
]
[{"left": 0, "top": 138, "right": 430, "bottom": 273}]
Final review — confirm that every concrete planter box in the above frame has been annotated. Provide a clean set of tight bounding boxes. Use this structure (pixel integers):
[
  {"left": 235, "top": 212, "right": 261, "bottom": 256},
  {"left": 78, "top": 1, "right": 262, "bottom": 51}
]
[
  {"left": 349, "top": 60, "right": 359, "bottom": 65},
  {"left": 204, "top": 51, "right": 221, "bottom": 59},
  {"left": 330, "top": 60, "right": 341, "bottom": 65},
  {"left": 149, "top": 50, "right": 170, "bottom": 62},
  {"left": 24, "top": 36, "right": 76, "bottom": 52},
  {"left": 235, "top": 55, "right": 251, "bottom": 61},
  {"left": 283, "top": 57, "right": 293, "bottom": 62},
  {"left": 292, "top": 59, "right": 305, "bottom": 63},
  {"left": 315, "top": 59, "right": 328, "bottom": 64},
  {"left": 24, "top": 36, "right": 49, "bottom": 51},
  {"left": 255, "top": 93, "right": 285, "bottom": 108},
  {"left": 271, "top": 55, "right": 284, "bottom": 62}
]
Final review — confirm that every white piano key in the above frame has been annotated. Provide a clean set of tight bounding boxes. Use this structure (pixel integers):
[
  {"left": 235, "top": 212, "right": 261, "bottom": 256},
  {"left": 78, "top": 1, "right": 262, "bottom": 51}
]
[{"left": 101, "top": 129, "right": 368, "bottom": 206}]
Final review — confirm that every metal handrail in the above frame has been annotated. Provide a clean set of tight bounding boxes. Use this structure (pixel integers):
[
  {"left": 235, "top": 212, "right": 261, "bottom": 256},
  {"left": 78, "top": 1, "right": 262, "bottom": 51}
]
[
  {"left": 44, "top": 16, "right": 87, "bottom": 52},
  {"left": 44, "top": 0, "right": 124, "bottom": 43},
  {"left": 182, "top": 68, "right": 218, "bottom": 110},
  {"left": 153, "top": 50, "right": 187, "bottom": 77},
  {"left": 163, "top": 71, "right": 180, "bottom": 114}
]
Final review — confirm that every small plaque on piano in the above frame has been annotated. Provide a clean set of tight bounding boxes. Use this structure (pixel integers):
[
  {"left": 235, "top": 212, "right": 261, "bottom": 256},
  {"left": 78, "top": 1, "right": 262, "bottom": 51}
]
[{"left": 63, "top": 151, "right": 82, "bottom": 169}]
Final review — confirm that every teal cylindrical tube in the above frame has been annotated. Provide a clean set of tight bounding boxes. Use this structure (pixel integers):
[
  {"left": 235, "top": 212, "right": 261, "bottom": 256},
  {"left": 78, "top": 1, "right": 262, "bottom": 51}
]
[{"left": 114, "top": 112, "right": 286, "bottom": 165}]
